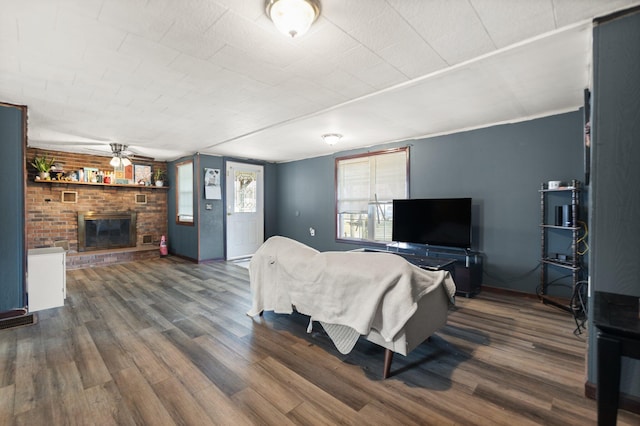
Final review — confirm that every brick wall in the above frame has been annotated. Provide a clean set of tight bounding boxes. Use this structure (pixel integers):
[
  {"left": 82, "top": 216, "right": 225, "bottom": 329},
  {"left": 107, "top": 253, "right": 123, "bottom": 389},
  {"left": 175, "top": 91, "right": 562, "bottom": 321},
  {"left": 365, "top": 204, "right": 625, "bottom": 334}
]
[{"left": 26, "top": 148, "right": 169, "bottom": 268}]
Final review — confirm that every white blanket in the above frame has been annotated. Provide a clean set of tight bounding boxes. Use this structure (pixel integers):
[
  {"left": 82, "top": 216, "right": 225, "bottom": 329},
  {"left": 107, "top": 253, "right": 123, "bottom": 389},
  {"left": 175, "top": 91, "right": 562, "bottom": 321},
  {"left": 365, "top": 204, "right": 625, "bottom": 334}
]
[{"left": 247, "top": 236, "right": 456, "bottom": 343}]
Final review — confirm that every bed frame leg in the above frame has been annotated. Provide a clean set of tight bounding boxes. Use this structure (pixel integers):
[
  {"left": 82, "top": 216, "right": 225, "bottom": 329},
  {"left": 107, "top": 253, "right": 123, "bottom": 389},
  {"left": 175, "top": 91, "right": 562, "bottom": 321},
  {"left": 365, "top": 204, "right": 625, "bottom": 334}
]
[{"left": 383, "top": 349, "right": 393, "bottom": 379}]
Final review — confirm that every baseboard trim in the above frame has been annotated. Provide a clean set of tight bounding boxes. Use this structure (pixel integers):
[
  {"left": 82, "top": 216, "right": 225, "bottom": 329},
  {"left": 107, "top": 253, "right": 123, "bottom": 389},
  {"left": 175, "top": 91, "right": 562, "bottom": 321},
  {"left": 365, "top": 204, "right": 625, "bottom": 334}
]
[
  {"left": 585, "top": 381, "right": 640, "bottom": 416},
  {"left": 481, "top": 285, "right": 540, "bottom": 300}
]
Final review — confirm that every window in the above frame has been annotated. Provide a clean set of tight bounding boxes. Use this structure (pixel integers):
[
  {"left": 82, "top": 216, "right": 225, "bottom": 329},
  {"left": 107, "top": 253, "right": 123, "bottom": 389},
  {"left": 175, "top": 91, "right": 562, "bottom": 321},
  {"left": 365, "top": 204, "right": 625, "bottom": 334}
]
[
  {"left": 336, "top": 147, "right": 408, "bottom": 243},
  {"left": 234, "top": 170, "right": 257, "bottom": 213},
  {"left": 176, "top": 160, "right": 194, "bottom": 225}
]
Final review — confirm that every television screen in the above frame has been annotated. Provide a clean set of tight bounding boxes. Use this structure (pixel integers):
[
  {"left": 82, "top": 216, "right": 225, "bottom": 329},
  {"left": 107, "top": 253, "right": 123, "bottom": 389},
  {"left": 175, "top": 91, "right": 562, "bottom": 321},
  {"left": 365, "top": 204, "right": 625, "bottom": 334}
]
[{"left": 392, "top": 198, "right": 472, "bottom": 249}]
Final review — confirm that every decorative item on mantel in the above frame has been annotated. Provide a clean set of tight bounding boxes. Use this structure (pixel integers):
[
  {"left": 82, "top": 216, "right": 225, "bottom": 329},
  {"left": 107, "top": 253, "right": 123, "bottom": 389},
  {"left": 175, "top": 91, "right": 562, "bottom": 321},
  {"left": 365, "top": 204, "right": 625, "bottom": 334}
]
[
  {"left": 154, "top": 169, "right": 165, "bottom": 187},
  {"left": 31, "top": 154, "right": 55, "bottom": 180}
]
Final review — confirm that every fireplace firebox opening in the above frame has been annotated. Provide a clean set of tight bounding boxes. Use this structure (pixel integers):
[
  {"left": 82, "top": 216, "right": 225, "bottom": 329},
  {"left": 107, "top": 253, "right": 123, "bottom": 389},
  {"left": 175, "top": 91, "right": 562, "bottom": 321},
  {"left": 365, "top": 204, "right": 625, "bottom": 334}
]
[{"left": 77, "top": 211, "right": 137, "bottom": 252}]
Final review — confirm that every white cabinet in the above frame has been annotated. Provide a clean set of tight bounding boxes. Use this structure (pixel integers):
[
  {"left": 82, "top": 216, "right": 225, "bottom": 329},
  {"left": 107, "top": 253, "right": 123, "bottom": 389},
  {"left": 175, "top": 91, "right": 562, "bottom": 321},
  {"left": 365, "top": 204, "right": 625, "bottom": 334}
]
[{"left": 27, "top": 247, "right": 66, "bottom": 312}]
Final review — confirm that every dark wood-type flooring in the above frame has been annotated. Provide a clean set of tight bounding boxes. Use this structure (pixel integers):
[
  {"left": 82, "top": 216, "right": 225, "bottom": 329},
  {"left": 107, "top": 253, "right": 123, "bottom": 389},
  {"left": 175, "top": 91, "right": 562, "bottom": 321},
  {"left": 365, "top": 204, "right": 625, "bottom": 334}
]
[{"left": 1, "top": 256, "right": 639, "bottom": 425}]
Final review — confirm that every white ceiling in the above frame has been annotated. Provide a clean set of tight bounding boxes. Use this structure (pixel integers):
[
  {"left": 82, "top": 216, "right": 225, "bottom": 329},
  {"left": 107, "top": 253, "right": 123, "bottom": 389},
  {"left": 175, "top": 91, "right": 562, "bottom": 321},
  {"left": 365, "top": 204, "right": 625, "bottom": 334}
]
[{"left": 2, "top": 0, "right": 639, "bottom": 163}]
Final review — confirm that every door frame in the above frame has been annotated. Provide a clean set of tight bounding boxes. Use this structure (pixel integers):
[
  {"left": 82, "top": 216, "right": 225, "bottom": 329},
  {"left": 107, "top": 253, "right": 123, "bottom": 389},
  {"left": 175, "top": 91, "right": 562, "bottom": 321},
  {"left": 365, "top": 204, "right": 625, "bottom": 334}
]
[{"left": 224, "top": 160, "right": 265, "bottom": 260}]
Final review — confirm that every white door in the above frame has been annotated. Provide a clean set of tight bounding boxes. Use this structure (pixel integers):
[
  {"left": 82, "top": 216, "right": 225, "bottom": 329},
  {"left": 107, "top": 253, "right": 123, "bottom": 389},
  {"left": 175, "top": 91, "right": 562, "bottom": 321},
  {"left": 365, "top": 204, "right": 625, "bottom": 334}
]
[{"left": 225, "top": 161, "right": 264, "bottom": 260}]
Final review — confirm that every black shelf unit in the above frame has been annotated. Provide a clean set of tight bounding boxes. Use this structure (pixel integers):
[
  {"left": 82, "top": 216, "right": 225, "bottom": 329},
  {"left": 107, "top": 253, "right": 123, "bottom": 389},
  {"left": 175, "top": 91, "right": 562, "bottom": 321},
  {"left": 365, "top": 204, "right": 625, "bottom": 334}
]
[{"left": 539, "top": 180, "right": 583, "bottom": 314}]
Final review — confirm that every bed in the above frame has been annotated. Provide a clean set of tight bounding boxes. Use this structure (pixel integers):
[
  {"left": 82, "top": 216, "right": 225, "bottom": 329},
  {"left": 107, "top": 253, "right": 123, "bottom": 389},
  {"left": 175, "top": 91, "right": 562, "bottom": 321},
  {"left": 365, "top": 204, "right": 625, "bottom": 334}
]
[{"left": 247, "top": 236, "right": 456, "bottom": 378}]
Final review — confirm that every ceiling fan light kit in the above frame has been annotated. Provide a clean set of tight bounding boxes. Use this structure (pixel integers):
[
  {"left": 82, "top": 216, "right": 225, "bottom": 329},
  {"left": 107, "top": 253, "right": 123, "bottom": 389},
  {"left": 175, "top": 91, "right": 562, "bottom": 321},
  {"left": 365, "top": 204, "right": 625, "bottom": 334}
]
[
  {"left": 266, "top": 0, "right": 320, "bottom": 38},
  {"left": 109, "top": 143, "right": 132, "bottom": 168}
]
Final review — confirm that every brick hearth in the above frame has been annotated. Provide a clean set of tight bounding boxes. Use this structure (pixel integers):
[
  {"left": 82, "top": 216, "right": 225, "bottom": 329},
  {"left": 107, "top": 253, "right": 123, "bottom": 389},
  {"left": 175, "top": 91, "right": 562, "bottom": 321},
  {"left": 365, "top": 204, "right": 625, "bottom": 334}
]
[{"left": 26, "top": 148, "right": 168, "bottom": 269}]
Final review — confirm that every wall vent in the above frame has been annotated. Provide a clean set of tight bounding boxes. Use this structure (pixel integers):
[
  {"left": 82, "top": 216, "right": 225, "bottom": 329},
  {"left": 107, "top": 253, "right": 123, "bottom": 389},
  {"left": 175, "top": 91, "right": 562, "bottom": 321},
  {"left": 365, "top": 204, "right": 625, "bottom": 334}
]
[{"left": 61, "top": 191, "right": 77, "bottom": 203}]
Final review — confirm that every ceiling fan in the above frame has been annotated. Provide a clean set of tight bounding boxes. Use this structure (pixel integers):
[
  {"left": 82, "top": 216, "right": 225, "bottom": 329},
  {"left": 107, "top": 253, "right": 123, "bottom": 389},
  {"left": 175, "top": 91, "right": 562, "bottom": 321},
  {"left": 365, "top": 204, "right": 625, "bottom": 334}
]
[{"left": 109, "top": 143, "right": 133, "bottom": 168}]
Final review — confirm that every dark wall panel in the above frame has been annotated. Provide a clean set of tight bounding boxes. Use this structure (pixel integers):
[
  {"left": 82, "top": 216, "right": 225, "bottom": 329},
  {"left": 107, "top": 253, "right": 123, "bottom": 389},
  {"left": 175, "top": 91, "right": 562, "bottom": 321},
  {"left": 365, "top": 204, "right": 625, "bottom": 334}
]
[
  {"left": 588, "top": 8, "right": 640, "bottom": 396},
  {"left": 0, "top": 104, "right": 25, "bottom": 312}
]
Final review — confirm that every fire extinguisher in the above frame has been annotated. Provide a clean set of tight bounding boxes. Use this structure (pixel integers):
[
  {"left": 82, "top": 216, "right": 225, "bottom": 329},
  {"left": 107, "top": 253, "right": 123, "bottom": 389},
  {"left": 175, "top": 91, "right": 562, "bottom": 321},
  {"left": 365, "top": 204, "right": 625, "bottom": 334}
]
[{"left": 160, "top": 235, "right": 168, "bottom": 257}]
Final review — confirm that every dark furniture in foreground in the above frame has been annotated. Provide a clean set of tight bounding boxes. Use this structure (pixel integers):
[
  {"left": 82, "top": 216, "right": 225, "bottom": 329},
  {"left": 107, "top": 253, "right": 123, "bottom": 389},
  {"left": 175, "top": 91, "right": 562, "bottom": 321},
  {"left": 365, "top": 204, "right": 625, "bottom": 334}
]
[{"left": 593, "top": 291, "right": 640, "bottom": 426}]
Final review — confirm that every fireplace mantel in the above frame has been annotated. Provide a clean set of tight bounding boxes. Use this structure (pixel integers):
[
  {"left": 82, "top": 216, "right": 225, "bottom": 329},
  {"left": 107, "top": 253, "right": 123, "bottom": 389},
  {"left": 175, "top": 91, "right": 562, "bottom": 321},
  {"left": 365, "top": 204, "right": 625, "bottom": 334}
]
[{"left": 32, "top": 180, "right": 169, "bottom": 189}]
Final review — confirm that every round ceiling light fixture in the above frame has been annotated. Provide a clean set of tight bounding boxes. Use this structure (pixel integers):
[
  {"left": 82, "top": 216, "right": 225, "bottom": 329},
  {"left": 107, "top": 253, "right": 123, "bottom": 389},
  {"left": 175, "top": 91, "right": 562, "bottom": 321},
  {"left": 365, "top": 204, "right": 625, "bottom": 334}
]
[
  {"left": 321, "top": 133, "right": 342, "bottom": 145},
  {"left": 266, "top": 0, "right": 320, "bottom": 38}
]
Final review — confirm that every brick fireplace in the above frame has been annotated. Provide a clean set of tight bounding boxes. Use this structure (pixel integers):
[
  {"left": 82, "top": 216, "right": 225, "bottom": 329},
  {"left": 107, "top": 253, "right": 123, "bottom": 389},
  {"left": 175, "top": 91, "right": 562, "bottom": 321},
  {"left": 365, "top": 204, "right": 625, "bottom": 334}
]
[{"left": 26, "top": 148, "right": 168, "bottom": 269}]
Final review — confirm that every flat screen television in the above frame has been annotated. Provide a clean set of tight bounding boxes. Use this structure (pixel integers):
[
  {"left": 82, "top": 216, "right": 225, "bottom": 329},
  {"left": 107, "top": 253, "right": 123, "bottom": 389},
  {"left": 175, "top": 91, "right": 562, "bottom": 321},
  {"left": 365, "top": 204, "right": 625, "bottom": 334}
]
[{"left": 392, "top": 198, "right": 472, "bottom": 249}]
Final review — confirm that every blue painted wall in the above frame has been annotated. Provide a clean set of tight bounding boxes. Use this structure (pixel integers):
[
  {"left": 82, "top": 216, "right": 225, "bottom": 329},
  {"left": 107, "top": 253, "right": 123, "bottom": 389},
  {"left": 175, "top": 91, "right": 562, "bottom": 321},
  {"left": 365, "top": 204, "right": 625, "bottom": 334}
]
[
  {"left": 168, "top": 154, "right": 279, "bottom": 262},
  {"left": 588, "top": 8, "right": 640, "bottom": 397},
  {"left": 199, "top": 155, "right": 225, "bottom": 261},
  {"left": 275, "top": 111, "right": 584, "bottom": 295},
  {"left": 167, "top": 155, "right": 199, "bottom": 261},
  {"left": 0, "top": 104, "right": 25, "bottom": 312},
  {"left": 264, "top": 161, "right": 279, "bottom": 240}
]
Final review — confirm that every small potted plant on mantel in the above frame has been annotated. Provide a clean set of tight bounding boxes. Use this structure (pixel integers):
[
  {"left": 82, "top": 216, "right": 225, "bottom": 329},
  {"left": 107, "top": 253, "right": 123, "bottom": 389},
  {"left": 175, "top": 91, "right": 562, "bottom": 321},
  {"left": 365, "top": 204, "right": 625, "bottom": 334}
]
[
  {"left": 154, "top": 169, "right": 165, "bottom": 187},
  {"left": 31, "top": 155, "right": 55, "bottom": 180}
]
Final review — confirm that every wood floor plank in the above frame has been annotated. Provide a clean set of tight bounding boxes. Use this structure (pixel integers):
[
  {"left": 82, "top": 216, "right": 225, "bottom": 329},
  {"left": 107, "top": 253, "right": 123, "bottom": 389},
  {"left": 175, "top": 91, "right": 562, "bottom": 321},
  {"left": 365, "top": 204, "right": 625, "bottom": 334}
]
[
  {"left": 161, "top": 327, "right": 247, "bottom": 397},
  {"left": 152, "top": 376, "right": 218, "bottom": 425},
  {"left": 137, "top": 326, "right": 218, "bottom": 393},
  {"left": 49, "top": 387, "right": 95, "bottom": 426},
  {"left": 0, "top": 384, "right": 15, "bottom": 425},
  {"left": 83, "top": 380, "right": 137, "bottom": 426},
  {"left": 0, "top": 330, "right": 16, "bottom": 387},
  {"left": 48, "top": 360, "right": 85, "bottom": 397},
  {"left": 194, "top": 315, "right": 269, "bottom": 364},
  {"left": 356, "top": 399, "right": 452, "bottom": 426},
  {"left": 71, "top": 324, "right": 113, "bottom": 389},
  {"left": 240, "top": 362, "right": 304, "bottom": 415},
  {"left": 256, "top": 356, "right": 362, "bottom": 425},
  {"left": 247, "top": 333, "right": 372, "bottom": 411},
  {"left": 1, "top": 257, "right": 639, "bottom": 425},
  {"left": 230, "top": 387, "right": 296, "bottom": 426},
  {"left": 41, "top": 315, "right": 75, "bottom": 368},
  {"left": 84, "top": 319, "right": 135, "bottom": 374},
  {"left": 117, "top": 332, "right": 172, "bottom": 384},
  {"left": 123, "top": 299, "right": 175, "bottom": 332},
  {"left": 12, "top": 324, "right": 45, "bottom": 415},
  {"left": 192, "top": 384, "right": 254, "bottom": 426},
  {"left": 112, "top": 366, "right": 175, "bottom": 425},
  {"left": 286, "top": 400, "right": 354, "bottom": 426}
]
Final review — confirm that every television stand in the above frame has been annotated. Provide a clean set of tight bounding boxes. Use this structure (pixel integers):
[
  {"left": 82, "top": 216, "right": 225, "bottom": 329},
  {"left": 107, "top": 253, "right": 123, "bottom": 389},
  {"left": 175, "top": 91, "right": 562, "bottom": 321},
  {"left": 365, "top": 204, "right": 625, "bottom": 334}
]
[
  {"left": 367, "top": 244, "right": 483, "bottom": 297},
  {"left": 388, "top": 251, "right": 456, "bottom": 271}
]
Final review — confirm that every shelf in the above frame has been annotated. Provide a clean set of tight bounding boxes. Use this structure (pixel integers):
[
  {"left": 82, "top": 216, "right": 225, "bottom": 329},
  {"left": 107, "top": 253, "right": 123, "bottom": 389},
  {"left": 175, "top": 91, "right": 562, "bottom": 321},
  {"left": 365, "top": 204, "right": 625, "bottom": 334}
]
[
  {"left": 539, "top": 179, "right": 584, "bottom": 319},
  {"left": 540, "top": 224, "right": 580, "bottom": 230},
  {"left": 32, "top": 180, "right": 169, "bottom": 189},
  {"left": 542, "top": 258, "right": 580, "bottom": 271},
  {"left": 539, "top": 187, "right": 578, "bottom": 193}
]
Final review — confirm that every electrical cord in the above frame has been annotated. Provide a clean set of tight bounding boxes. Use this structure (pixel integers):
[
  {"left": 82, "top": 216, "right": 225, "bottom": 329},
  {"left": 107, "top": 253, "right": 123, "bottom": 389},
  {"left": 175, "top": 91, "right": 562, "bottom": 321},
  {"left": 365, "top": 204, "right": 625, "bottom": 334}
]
[
  {"left": 535, "top": 273, "right": 572, "bottom": 297},
  {"left": 577, "top": 221, "right": 589, "bottom": 256},
  {"left": 536, "top": 275, "right": 588, "bottom": 336},
  {"left": 570, "top": 280, "right": 589, "bottom": 336}
]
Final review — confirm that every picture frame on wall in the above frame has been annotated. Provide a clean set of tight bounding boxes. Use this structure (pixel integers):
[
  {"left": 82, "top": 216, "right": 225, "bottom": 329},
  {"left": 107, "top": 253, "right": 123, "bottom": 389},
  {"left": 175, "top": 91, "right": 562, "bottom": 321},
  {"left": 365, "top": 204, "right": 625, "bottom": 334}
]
[{"left": 134, "top": 164, "right": 152, "bottom": 185}]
